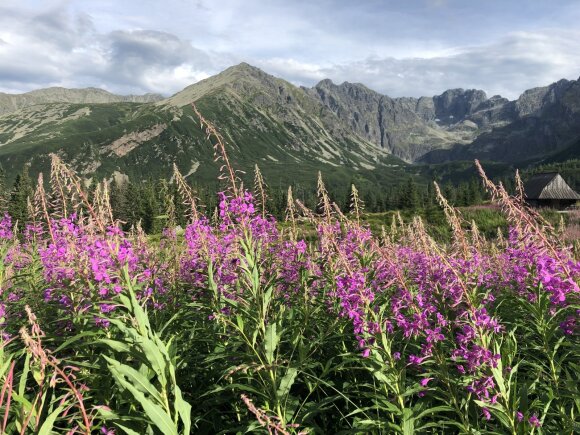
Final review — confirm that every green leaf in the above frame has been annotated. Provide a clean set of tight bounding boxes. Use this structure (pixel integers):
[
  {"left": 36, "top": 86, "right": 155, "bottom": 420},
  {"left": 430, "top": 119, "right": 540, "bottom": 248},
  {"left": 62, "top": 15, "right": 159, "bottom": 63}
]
[
  {"left": 263, "top": 285, "right": 274, "bottom": 312},
  {"left": 115, "top": 423, "right": 145, "bottom": 435},
  {"left": 474, "top": 400, "right": 512, "bottom": 429},
  {"left": 104, "top": 355, "right": 164, "bottom": 404},
  {"left": 277, "top": 367, "right": 298, "bottom": 400},
  {"left": 374, "top": 398, "right": 401, "bottom": 414},
  {"left": 54, "top": 331, "right": 99, "bottom": 352},
  {"left": 174, "top": 385, "right": 192, "bottom": 435},
  {"left": 11, "top": 392, "right": 36, "bottom": 429},
  {"left": 402, "top": 408, "right": 414, "bottom": 435},
  {"left": 415, "top": 405, "right": 453, "bottom": 419},
  {"left": 236, "top": 315, "right": 244, "bottom": 331},
  {"left": 264, "top": 322, "right": 279, "bottom": 364},
  {"left": 118, "top": 378, "right": 177, "bottom": 435},
  {"left": 124, "top": 283, "right": 151, "bottom": 337},
  {"left": 100, "top": 339, "right": 131, "bottom": 353},
  {"left": 371, "top": 370, "right": 393, "bottom": 388},
  {"left": 37, "top": 405, "right": 66, "bottom": 435},
  {"left": 0, "top": 358, "right": 12, "bottom": 380},
  {"left": 206, "top": 383, "right": 266, "bottom": 399},
  {"left": 18, "top": 353, "right": 31, "bottom": 397}
]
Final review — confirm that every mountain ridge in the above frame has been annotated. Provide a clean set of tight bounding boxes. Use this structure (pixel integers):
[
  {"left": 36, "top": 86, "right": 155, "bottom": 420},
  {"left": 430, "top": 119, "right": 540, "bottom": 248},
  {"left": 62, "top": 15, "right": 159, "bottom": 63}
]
[
  {"left": 420, "top": 76, "right": 580, "bottom": 164},
  {"left": 0, "top": 62, "right": 408, "bottom": 190},
  {"left": 0, "top": 62, "right": 578, "bottom": 186},
  {"left": 0, "top": 87, "right": 164, "bottom": 116}
]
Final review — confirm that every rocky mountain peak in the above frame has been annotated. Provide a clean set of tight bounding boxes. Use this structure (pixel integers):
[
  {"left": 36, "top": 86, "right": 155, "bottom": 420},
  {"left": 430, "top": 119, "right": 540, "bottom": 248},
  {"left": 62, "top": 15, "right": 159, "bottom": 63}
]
[
  {"left": 432, "top": 88, "right": 488, "bottom": 123},
  {"left": 221, "top": 62, "right": 271, "bottom": 79},
  {"left": 515, "top": 78, "right": 572, "bottom": 117},
  {"left": 338, "top": 82, "right": 380, "bottom": 98},
  {"left": 315, "top": 78, "right": 336, "bottom": 88},
  {"left": 312, "top": 79, "right": 383, "bottom": 110},
  {"left": 163, "top": 62, "right": 288, "bottom": 107}
]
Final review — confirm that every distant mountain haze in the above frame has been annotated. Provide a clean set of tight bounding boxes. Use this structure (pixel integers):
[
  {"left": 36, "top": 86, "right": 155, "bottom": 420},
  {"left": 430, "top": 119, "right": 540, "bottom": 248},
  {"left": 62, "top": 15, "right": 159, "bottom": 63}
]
[{"left": 0, "top": 87, "right": 163, "bottom": 116}]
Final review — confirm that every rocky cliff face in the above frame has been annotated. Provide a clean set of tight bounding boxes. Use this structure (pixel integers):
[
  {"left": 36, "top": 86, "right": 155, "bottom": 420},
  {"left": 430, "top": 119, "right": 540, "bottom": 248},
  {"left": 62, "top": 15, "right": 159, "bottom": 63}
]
[
  {"left": 310, "top": 74, "right": 580, "bottom": 164},
  {"left": 421, "top": 77, "right": 580, "bottom": 163},
  {"left": 0, "top": 87, "right": 163, "bottom": 116},
  {"left": 432, "top": 89, "right": 488, "bottom": 123},
  {"left": 307, "top": 80, "right": 482, "bottom": 161},
  {"left": 514, "top": 79, "right": 571, "bottom": 117}
]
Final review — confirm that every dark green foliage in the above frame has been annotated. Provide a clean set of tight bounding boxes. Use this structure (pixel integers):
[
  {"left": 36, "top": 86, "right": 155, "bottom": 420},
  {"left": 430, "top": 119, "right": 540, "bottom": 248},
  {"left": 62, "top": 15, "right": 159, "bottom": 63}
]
[
  {"left": 109, "top": 179, "right": 129, "bottom": 224},
  {"left": 8, "top": 166, "right": 33, "bottom": 225},
  {"left": 0, "top": 167, "right": 497, "bottom": 234},
  {"left": 0, "top": 168, "right": 8, "bottom": 211},
  {"left": 400, "top": 178, "right": 420, "bottom": 210}
]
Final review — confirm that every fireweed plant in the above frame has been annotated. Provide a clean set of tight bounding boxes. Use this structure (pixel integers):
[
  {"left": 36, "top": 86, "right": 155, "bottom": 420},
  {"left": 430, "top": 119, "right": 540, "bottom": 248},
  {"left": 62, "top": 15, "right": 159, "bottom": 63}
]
[{"left": 0, "top": 109, "right": 579, "bottom": 434}]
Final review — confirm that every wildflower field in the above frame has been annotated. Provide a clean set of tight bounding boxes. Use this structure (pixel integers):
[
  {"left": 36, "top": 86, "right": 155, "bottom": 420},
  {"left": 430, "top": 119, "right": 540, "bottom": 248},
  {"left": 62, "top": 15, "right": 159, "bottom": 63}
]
[{"left": 0, "top": 117, "right": 579, "bottom": 434}]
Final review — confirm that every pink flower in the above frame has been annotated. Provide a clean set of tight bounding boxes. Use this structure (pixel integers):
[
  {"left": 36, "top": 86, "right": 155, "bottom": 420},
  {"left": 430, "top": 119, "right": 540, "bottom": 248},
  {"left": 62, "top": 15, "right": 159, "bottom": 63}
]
[
  {"left": 408, "top": 355, "right": 424, "bottom": 365},
  {"left": 0, "top": 214, "right": 13, "bottom": 239},
  {"left": 528, "top": 414, "right": 541, "bottom": 427},
  {"left": 482, "top": 408, "right": 491, "bottom": 420}
]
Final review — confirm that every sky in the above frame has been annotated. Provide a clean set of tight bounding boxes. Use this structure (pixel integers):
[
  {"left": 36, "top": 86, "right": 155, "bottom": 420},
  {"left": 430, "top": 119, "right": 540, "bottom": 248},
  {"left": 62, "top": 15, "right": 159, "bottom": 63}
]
[{"left": 1, "top": 0, "right": 579, "bottom": 99}]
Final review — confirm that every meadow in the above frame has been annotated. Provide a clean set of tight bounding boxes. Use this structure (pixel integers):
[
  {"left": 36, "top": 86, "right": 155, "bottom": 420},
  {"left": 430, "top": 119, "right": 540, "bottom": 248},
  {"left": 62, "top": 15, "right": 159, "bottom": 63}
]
[{"left": 0, "top": 116, "right": 578, "bottom": 434}]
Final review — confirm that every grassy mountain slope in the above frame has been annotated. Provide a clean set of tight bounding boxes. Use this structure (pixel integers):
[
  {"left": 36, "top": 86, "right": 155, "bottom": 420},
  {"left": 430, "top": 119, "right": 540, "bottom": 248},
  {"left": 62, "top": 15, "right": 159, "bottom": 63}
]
[
  {"left": 0, "top": 64, "right": 409, "bottom": 190},
  {"left": 1, "top": 63, "right": 578, "bottom": 190}
]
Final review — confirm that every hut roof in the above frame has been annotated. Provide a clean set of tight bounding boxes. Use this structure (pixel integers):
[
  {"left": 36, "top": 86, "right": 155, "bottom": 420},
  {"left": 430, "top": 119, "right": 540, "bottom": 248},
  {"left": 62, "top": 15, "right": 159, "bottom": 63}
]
[{"left": 524, "top": 172, "right": 580, "bottom": 200}]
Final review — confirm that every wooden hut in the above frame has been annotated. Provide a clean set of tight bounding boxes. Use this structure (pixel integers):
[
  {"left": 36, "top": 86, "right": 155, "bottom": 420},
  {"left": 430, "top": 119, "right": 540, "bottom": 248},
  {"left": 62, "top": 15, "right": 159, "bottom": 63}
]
[{"left": 524, "top": 172, "right": 580, "bottom": 209}]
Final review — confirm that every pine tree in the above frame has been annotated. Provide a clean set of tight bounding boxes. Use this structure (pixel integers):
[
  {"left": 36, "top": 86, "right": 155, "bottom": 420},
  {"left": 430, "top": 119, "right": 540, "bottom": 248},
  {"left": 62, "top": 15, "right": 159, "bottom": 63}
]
[
  {"left": 469, "top": 179, "right": 483, "bottom": 205},
  {"left": 401, "top": 178, "right": 420, "bottom": 210},
  {"left": 0, "top": 169, "right": 8, "bottom": 213},
  {"left": 443, "top": 182, "right": 456, "bottom": 206},
  {"left": 363, "top": 190, "right": 378, "bottom": 212},
  {"left": 124, "top": 181, "right": 143, "bottom": 230},
  {"left": 110, "top": 178, "right": 129, "bottom": 224},
  {"left": 457, "top": 183, "right": 469, "bottom": 206},
  {"left": 141, "top": 181, "right": 161, "bottom": 233},
  {"left": 426, "top": 181, "right": 437, "bottom": 207},
  {"left": 9, "top": 166, "right": 33, "bottom": 225}
]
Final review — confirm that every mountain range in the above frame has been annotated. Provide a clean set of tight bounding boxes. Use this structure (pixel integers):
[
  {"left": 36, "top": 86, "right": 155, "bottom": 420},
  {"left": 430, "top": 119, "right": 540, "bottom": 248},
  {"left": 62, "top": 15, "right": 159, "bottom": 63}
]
[
  {"left": 0, "top": 62, "right": 578, "bottom": 187},
  {"left": 0, "top": 87, "right": 163, "bottom": 116}
]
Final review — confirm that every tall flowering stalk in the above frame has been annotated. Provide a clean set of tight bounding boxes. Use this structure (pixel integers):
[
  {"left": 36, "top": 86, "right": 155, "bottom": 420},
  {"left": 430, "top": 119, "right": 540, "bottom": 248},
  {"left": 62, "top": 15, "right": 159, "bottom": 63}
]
[{"left": 0, "top": 119, "right": 578, "bottom": 433}]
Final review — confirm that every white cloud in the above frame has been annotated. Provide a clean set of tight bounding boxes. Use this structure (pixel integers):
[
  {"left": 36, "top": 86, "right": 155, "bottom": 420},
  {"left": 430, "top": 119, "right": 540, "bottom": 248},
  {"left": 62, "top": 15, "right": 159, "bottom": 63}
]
[
  {"left": 255, "top": 58, "right": 328, "bottom": 84},
  {"left": 0, "top": 1, "right": 579, "bottom": 100},
  {"left": 262, "top": 30, "right": 580, "bottom": 99},
  {"left": 0, "top": 5, "right": 234, "bottom": 95}
]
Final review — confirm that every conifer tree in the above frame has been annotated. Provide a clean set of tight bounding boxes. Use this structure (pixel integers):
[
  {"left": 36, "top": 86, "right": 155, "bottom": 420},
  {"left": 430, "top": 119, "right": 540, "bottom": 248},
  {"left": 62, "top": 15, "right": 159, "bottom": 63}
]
[
  {"left": 170, "top": 181, "right": 188, "bottom": 227},
  {"left": 141, "top": 181, "right": 160, "bottom": 233},
  {"left": 110, "top": 178, "right": 129, "bottom": 224},
  {"left": 0, "top": 168, "right": 8, "bottom": 212},
  {"left": 402, "top": 178, "right": 420, "bottom": 210},
  {"left": 124, "top": 181, "right": 143, "bottom": 230},
  {"left": 443, "top": 182, "right": 456, "bottom": 205},
  {"left": 469, "top": 179, "right": 483, "bottom": 204},
  {"left": 9, "top": 166, "right": 33, "bottom": 224},
  {"left": 426, "top": 181, "right": 437, "bottom": 207}
]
